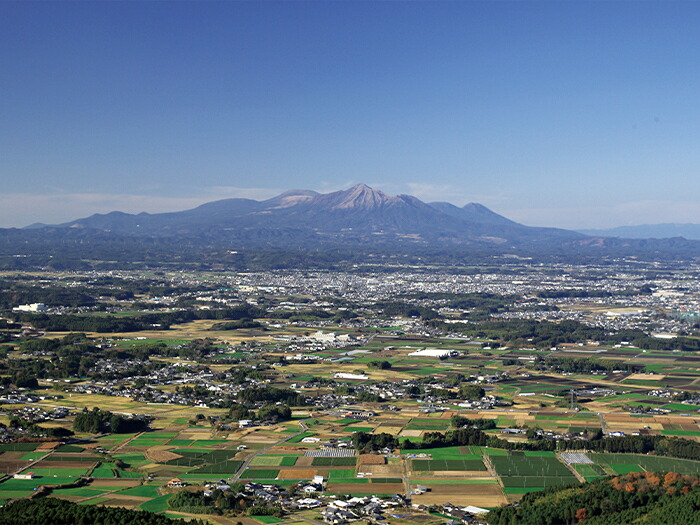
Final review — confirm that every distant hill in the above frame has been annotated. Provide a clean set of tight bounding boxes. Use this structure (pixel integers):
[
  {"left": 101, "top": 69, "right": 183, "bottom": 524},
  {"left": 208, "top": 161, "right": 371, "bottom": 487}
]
[
  {"left": 579, "top": 223, "right": 700, "bottom": 241},
  {"left": 1, "top": 183, "right": 700, "bottom": 268},
  {"left": 43, "top": 183, "right": 585, "bottom": 248}
]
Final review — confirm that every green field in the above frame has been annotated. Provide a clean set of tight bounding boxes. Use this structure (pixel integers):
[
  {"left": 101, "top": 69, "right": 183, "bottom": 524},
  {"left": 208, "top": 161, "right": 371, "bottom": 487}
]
[
  {"left": 491, "top": 455, "right": 575, "bottom": 478},
  {"left": 591, "top": 453, "right": 700, "bottom": 475},
  {"left": 92, "top": 465, "right": 117, "bottom": 478},
  {"left": 118, "top": 485, "right": 161, "bottom": 498},
  {"left": 406, "top": 419, "right": 450, "bottom": 430},
  {"left": 609, "top": 463, "right": 645, "bottom": 475},
  {"left": 402, "top": 446, "right": 465, "bottom": 457},
  {"left": 253, "top": 516, "right": 284, "bottom": 523},
  {"left": 329, "top": 469, "right": 357, "bottom": 480},
  {"left": 573, "top": 464, "right": 606, "bottom": 477},
  {"left": 500, "top": 476, "right": 578, "bottom": 488},
  {"left": 250, "top": 456, "right": 285, "bottom": 466},
  {"left": 51, "top": 487, "right": 114, "bottom": 497},
  {"left": 311, "top": 457, "right": 357, "bottom": 466},
  {"left": 412, "top": 478, "right": 500, "bottom": 485},
  {"left": 113, "top": 453, "right": 150, "bottom": 467},
  {"left": 139, "top": 494, "right": 173, "bottom": 513},
  {"left": 0, "top": 443, "right": 39, "bottom": 451},
  {"left": 412, "top": 458, "right": 486, "bottom": 471},
  {"left": 240, "top": 469, "right": 280, "bottom": 479},
  {"left": 190, "top": 460, "right": 243, "bottom": 474},
  {"left": 25, "top": 467, "right": 90, "bottom": 477}
]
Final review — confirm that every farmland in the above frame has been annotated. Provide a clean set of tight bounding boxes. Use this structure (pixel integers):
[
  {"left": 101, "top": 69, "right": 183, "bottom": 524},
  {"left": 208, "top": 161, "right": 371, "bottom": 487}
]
[{"left": 3, "top": 263, "right": 700, "bottom": 523}]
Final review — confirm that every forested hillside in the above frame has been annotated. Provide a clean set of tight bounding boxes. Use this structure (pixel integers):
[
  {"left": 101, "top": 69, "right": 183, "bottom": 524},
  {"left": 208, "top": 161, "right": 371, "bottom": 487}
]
[{"left": 487, "top": 471, "right": 700, "bottom": 525}]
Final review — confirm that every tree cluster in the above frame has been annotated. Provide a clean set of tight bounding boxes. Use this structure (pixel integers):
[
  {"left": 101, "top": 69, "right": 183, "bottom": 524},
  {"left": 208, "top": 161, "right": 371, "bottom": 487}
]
[{"left": 73, "top": 407, "right": 151, "bottom": 434}]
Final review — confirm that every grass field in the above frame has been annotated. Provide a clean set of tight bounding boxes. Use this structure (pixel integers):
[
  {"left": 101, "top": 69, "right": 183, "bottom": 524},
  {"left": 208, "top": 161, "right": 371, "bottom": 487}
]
[
  {"left": 591, "top": 453, "right": 700, "bottom": 475},
  {"left": 253, "top": 516, "right": 284, "bottom": 523},
  {"left": 250, "top": 456, "right": 285, "bottom": 466},
  {"left": 139, "top": 494, "right": 173, "bottom": 513},
  {"left": 311, "top": 457, "right": 357, "bottom": 466},
  {"left": 240, "top": 469, "right": 280, "bottom": 479},
  {"left": 491, "top": 455, "right": 575, "bottom": 478},
  {"left": 118, "top": 485, "right": 161, "bottom": 498},
  {"left": 412, "top": 458, "right": 486, "bottom": 471},
  {"left": 329, "top": 469, "right": 357, "bottom": 480},
  {"left": 412, "top": 478, "right": 500, "bottom": 485},
  {"left": 190, "top": 460, "right": 243, "bottom": 474},
  {"left": 402, "top": 446, "right": 464, "bottom": 457},
  {"left": 500, "top": 477, "right": 578, "bottom": 488},
  {"left": 573, "top": 464, "right": 606, "bottom": 477}
]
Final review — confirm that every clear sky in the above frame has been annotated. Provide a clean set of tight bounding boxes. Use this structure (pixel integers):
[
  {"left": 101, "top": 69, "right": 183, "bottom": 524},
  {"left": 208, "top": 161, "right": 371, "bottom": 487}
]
[{"left": 2, "top": 1, "right": 700, "bottom": 229}]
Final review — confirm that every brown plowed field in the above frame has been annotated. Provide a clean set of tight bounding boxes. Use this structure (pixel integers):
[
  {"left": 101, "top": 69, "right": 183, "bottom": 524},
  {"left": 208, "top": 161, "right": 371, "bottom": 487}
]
[
  {"left": 277, "top": 468, "right": 316, "bottom": 479},
  {"left": 146, "top": 449, "right": 181, "bottom": 463},
  {"left": 359, "top": 455, "right": 385, "bottom": 465},
  {"left": 97, "top": 497, "right": 146, "bottom": 508},
  {"left": 0, "top": 461, "right": 31, "bottom": 474},
  {"left": 37, "top": 442, "right": 59, "bottom": 450},
  {"left": 412, "top": 484, "right": 506, "bottom": 507},
  {"left": 363, "top": 464, "right": 402, "bottom": 476},
  {"left": 89, "top": 479, "right": 142, "bottom": 487},
  {"left": 49, "top": 495, "right": 83, "bottom": 502},
  {"left": 33, "top": 460, "right": 98, "bottom": 470}
]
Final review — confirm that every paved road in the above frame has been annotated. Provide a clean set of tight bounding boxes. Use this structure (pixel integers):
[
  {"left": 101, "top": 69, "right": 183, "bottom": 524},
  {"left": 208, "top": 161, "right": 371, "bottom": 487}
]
[{"left": 231, "top": 420, "right": 309, "bottom": 481}]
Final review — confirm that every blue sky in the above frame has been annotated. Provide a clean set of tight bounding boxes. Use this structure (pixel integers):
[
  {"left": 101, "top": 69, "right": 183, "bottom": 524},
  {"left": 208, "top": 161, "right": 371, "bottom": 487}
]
[{"left": 2, "top": 1, "right": 700, "bottom": 229}]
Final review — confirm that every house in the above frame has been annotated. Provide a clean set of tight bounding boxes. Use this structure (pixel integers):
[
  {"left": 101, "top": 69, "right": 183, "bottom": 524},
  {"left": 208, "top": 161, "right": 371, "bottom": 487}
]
[{"left": 168, "top": 478, "right": 186, "bottom": 487}]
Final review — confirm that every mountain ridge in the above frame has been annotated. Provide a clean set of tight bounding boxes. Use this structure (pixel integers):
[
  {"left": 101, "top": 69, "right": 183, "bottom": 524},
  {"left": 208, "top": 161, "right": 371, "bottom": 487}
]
[
  {"left": 43, "top": 183, "right": 583, "bottom": 247},
  {"left": 579, "top": 223, "right": 700, "bottom": 241},
  {"left": 5, "top": 183, "right": 700, "bottom": 264}
]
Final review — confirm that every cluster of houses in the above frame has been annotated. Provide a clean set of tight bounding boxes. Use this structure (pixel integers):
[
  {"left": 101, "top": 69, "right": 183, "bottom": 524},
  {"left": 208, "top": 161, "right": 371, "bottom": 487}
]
[
  {"left": 322, "top": 495, "right": 408, "bottom": 524},
  {"left": 10, "top": 405, "right": 69, "bottom": 422}
]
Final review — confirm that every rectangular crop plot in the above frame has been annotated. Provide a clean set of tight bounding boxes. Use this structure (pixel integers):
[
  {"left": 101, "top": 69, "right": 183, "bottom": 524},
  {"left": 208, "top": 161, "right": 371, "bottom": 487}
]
[
  {"left": 573, "top": 464, "right": 606, "bottom": 477},
  {"left": 412, "top": 459, "right": 486, "bottom": 471},
  {"left": 491, "top": 455, "right": 574, "bottom": 478},
  {"left": 406, "top": 419, "right": 450, "bottom": 431},
  {"left": 591, "top": 453, "right": 700, "bottom": 476},
  {"left": 44, "top": 455, "right": 100, "bottom": 462},
  {"left": 329, "top": 469, "right": 357, "bottom": 480},
  {"left": 280, "top": 456, "right": 297, "bottom": 466},
  {"left": 240, "top": 469, "right": 280, "bottom": 479},
  {"left": 165, "top": 456, "right": 205, "bottom": 467},
  {"left": 501, "top": 477, "right": 578, "bottom": 488},
  {"left": 190, "top": 460, "right": 243, "bottom": 474},
  {"left": 250, "top": 456, "right": 284, "bottom": 466},
  {"left": 0, "top": 443, "right": 39, "bottom": 452},
  {"left": 312, "top": 457, "right": 357, "bottom": 466},
  {"left": 610, "top": 464, "right": 645, "bottom": 475}
]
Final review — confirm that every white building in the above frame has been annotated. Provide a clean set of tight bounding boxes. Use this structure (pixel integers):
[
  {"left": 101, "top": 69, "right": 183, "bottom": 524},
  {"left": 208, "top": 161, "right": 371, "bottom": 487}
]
[
  {"left": 13, "top": 303, "right": 48, "bottom": 313},
  {"left": 408, "top": 348, "right": 459, "bottom": 358},
  {"left": 334, "top": 373, "right": 368, "bottom": 380}
]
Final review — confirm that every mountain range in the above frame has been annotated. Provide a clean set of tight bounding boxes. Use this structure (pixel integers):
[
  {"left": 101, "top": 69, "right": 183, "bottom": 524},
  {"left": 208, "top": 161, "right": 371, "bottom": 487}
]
[
  {"left": 31, "top": 183, "right": 585, "bottom": 248},
  {"left": 4, "top": 183, "right": 700, "bottom": 266},
  {"left": 578, "top": 223, "right": 700, "bottom": 241}
]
